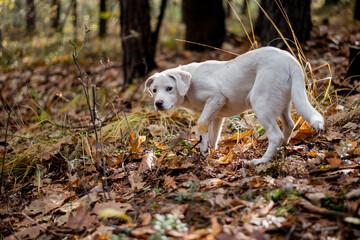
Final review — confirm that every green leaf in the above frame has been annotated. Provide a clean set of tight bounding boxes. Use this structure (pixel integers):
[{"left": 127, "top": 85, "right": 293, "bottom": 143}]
[{"left": 29, "top": 88, "right": 39, "bottom": 99}]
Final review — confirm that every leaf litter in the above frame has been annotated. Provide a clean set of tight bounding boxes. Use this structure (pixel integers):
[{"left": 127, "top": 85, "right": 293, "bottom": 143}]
[{"left": 1, "top": 23, "right": 360, "bottom": 240}]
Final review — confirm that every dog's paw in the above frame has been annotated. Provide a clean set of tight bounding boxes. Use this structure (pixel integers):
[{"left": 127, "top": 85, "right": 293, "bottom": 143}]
[
  {"left": 250, "top": 158, "right": 269, "bottom": 165},
  {"left": 200, "top": 148, "right": 209, "bottom": 157},
  {"left": 311, "top": 117, "right": 325, "bottom": 131}
]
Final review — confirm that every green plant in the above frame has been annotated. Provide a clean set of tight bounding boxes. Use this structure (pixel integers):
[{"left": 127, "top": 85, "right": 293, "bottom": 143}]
[{"left": 151, "top": 214, "right": 188, "bottom": 239}]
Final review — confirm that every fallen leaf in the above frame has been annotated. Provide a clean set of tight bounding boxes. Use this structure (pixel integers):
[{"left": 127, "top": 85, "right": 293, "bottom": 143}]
[
  {"left": 343, "top": 122, "right": 358, "bottom": 130},
  {"left": 92, "top": 200, "right": 133, "bottom": 215},
  {"left": 138, "top": 151, "right": 156, "bottom": 173},
  {"left": 164, "top": 175, "right": 177, "bottom": 189},
  {"left": 327, "top": 158, "right": 342, "bottom": 168},
  {"left": 129, "top": 132, "right": 145, "bottom": 156},
  {"left": 211, "top": 216, "right": 222, "bottom": 236},
  {"left": 12, "top": 225, "right": 46, "bottom": 240},
  {"left": 147, "top": 124, "right": 167, "bottom": 137},
  {"left": 130, "top": 226, "right": 157, "bottom": 238},
  {"left": 218, "top": 149, "right": 234, "bottom": 164},
  {"left": 97, "top": 208, "right": 132, "bottom": 222},
  {"left": 65, "top": 204, "right": 97, "bottom": 230},
  {"left": 324, "top": 130, "right": 343, "bottom": 141},
  {"left": 139, "top": 213, "right": 152, "bottom": 226},
  {"left": 291, "top": 122, "right": 317, "bottom": 141},
  {"left": 26, "top": 192, "right": 69, "bottom": 215},
  {"left": 346, "top": 188, "right": 360, "bottom": 199},
  {"left": 305, "top": 192, "right": 326, "bottom": 206},
  {"left": 220, "top": 129, "right": 253, "bottom": 145},
  {"left": 199, "top": 178, "right": 223, "bottom": 189},
  {"left": 129, "top": 171, "right": 146, "bottom": 191},
  {"left": 307, "top": 151, "right": 318, "bottom": 157}
]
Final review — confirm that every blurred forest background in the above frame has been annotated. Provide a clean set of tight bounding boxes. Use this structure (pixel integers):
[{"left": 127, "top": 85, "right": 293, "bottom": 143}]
[{"left": 0, "top": 0, "right": 358, "bottom": 86}]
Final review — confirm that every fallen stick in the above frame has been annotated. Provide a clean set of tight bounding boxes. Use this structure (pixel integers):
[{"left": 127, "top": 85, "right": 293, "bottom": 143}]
[
  {"left": 296, "top": 199, "right": 349, "bottom": 219},
  {"left": 309, "top": 165, "right": 360, "bottom": 175}
]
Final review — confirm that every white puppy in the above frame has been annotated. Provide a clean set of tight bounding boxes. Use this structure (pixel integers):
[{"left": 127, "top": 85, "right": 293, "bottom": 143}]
[{"left": 144, "top": 47, "right": 324, "bottom": 164}]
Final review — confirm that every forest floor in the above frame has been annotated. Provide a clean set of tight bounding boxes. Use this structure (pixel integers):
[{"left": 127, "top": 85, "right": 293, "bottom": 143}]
[{"left": 1, "top": 21, "right": 360, "bottom": 240}]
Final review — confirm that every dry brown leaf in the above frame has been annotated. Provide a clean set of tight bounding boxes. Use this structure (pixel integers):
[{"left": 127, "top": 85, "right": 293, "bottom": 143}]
[
  {"left": 258, "top": 200, "right": 275, "bottom": 217},
  {"left": 147, "top": 124, "right": 167, "bottom": 137},
  {"left": 129, "top": 171, "right": 146, "bottom": 191},
  {"left": 164, "top": 175, "right": 177, "bottom": 189},
  {"left": 11, "top": 225, "right": 46, "bottom": 240},
  {"left": 130, "top": 226, "right": 157, "bottom": 238},
  {"left": 199, "top": 178, "right": 223, "bottom": 189},
  {"left": 324, "top": 130, "right": 343, "bottom": 141},
  {"left": 139, "top": 213, "right": 152, "bottom": 226},
  {"left": 26, "top": 192, "right": 69, "bottom": 215},
  {"left": 64, "top": 204, "right": 97, "bottom": 230},
  {"left": 138, "top": 151, "right": 156, "bottom": 173},
  {"left": 327, "top": 158, "right": 342, "bottom": 168},
  {"left": 211, "top": 216, "right": 222, "bottom": 236}
]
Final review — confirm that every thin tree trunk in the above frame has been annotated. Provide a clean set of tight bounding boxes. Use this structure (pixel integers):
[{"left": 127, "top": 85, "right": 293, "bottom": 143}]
[
  {"left": 51, "top": 0, "right": 61, "bottom": 32},
  {"left": 26, "top": 0, "right": 36, "bottom": 36},
  {"left": 152, "top": 0, "right": 167, "bottom": 47},
  {"left": 99, "top": 0, "right": 107, "bottom": 38},
  {"left": 73, "top": 0, "right": 77, "bottom": 40}
]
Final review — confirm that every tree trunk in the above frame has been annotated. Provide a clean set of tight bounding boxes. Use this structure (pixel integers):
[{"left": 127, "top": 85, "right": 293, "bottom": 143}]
[
  {"left": 255, "top": 0, "right": 312, "bottom": 46},
  {"left": 325, "top": 0, "right": 340, "bottom": 5},
  {"left": 26, "top": 0, "right": 36, "bottom": 36},
  {"left": 73, "top": 0, "right": 77, "bottom": 40},
  {"left": 183, "top": 0, "right": 226, "bottom": 51},
  {"left": 99, "top": 0, "right": 107, "bottom": 38},
  {"left": 119, "top": 0, "right": 156, "bottom": 88},
  {"left": 152, "top": 0, "right": 167, "bottom": 47},
  {"left": 51, "top": 0, "right": 61, "bottom": 32},
  {"left": 355, "top": 0, "right": 360, "bottom": 20}
]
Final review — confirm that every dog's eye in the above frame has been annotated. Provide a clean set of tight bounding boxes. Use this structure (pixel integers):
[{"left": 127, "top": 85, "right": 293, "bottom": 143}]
[
  {"left": 153, "top": 89, "right": 157, "bottom": 93},
  {"left": 166, "top": 87, "right": 173, "bottom": 92}
]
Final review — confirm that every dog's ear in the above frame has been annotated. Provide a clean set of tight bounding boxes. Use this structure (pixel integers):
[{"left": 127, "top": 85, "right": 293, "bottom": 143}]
[
  {"left": 169, "top": 70, "right": 191, "bottom": 96},
  {"left": 144, "top": 77, "right": 154, "bottom": 97}
]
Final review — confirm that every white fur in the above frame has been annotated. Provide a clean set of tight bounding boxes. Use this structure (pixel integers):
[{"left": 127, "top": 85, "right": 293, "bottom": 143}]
[{"left": 144, "top": 47, "right": 324, "bottom": 164}]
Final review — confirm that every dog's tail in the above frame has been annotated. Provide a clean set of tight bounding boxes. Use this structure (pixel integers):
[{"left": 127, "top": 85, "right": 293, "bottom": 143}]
[{"left": 290, "top": 63, "right": 324, "bottom": 130}]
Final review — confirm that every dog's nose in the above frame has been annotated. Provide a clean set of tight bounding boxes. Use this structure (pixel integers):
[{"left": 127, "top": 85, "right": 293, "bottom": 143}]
[{"left": 155, "top": 100, "right": 164, "bottom": 108}]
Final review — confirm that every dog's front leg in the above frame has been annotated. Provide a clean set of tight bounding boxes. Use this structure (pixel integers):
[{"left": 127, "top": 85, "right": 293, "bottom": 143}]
[
  {"left": 208, "top": 117, "right": 224, "bottom": 149},
  {"left": 197, "top": 97, "right": 226, "bottom": 157}
]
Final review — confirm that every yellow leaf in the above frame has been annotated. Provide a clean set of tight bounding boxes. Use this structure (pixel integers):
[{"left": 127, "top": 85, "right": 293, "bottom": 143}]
[
  {"left": 307, "top": 151, "right": 317, "bottom": 157},
  {"left": 218, "top": 149, "right": 234, "bottom": 164},
  {"left": 221, "top": 129, "right": 253, "bottom": 145},
  {"left": 98, "top": 208, "right": 132, "bottom": 223}
]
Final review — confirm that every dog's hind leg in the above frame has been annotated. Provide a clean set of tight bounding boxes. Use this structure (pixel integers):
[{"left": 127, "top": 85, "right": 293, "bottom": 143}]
[
  {"left": 280, "top": 102, "right": 294, "bottom": 145},
  {"left": 249, "top": 91, "right": 284, "bottom": 165},
  {"left": 208, "top": 117, "right": 224, "bottom": 149}
]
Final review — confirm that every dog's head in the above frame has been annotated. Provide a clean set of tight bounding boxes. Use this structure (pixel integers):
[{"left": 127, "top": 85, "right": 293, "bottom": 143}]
[{"left": 144, "top": 69, "right": 191, "bottom": 110}]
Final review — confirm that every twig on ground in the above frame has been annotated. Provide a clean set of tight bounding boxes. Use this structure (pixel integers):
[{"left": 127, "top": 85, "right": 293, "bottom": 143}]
[
  {"left": 22, "top": 211, "right": 63, "bottom": 238},
  {"left": 0, "top": 90, "right": 16, "bottom": 196},
  {"left": 309, "top": 165, "right": 360, "bottom": 175},
  {"left": 296, "top": 198, "right": 349, "bottom": 219},
  {"left": 70, "top": 26, "right": 111, "bottom": 201}
]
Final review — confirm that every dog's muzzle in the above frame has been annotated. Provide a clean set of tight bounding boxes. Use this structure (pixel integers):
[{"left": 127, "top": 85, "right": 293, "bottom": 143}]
[{"left": 155, "top": 100, "right": 164, "bottom": 110}]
